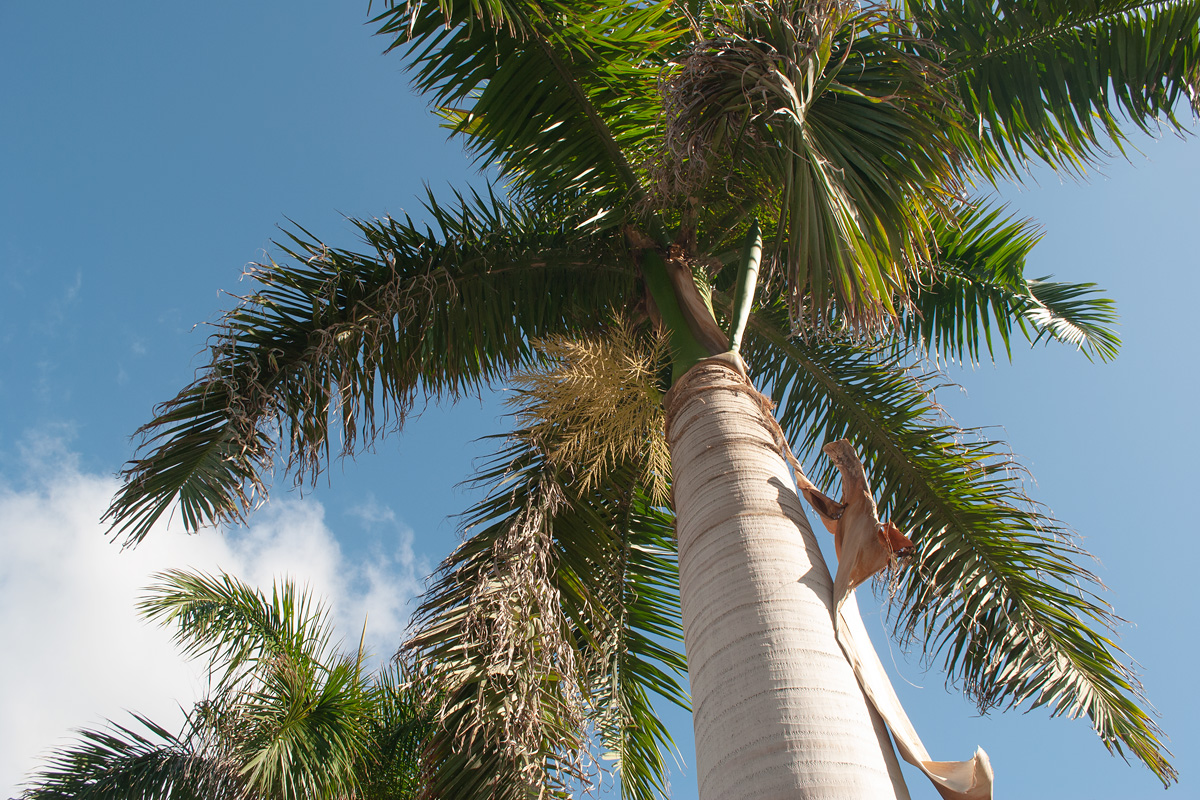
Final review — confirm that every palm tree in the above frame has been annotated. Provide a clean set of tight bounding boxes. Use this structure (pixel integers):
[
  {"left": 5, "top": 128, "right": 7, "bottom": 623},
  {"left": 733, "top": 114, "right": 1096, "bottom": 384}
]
[
  {"left": 18, "top": 570, "right": 430, "bottom": 800},
  {"left": 102, "top": 1, "right": 1198, "bottom": 797}
]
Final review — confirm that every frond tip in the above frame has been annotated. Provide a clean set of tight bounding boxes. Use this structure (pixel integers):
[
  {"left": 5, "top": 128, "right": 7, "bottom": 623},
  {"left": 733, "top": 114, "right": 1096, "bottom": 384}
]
[
  {"left": 103, "top": 188, "right": 632, "bottom": 545},
  {"left": 741, "top": 301, "right": 1174, "bottom": 785}
]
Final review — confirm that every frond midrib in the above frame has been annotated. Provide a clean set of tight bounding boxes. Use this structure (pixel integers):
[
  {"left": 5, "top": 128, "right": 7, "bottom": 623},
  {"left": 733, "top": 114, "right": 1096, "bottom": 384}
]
[
  {"left": 948, "top": 0, "right": 1179, "bottom": 76},
  {"left": 526, "top": 25, "right": 649, "bottom": 203}
]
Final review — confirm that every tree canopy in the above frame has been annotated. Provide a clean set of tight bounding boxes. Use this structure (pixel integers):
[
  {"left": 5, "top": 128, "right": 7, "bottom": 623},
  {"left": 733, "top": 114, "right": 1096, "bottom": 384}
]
[
  {"left": 19, "top": 570, "right": 431, "bottom": 800},
  {"left": 102, "top": 1, "right": 1197, "bottom": 795}
]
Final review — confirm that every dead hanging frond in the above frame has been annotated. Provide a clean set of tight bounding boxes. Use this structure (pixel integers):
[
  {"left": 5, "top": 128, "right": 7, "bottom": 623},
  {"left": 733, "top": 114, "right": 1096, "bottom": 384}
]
[
  {"left": 410, "top": 474, "right": 594, "bottom": 799},
  {"left": 407, "top": 324, "right": 686, "bottom": 797},
  {"left": 461, "top": 478, "right": 591, "bottom": 792},
  {"left": 510, "top": 321, "right": 672, "bottom": 507}
]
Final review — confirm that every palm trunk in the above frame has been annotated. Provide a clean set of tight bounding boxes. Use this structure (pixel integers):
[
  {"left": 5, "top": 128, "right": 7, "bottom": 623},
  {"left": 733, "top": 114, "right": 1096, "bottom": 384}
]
[{"left": 666, "top": 359, "right": 908, "bottom": 800}]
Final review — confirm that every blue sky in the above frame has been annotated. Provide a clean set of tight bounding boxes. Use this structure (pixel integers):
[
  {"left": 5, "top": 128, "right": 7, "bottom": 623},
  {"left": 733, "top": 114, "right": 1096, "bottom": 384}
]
[{"left": 2, "top": 3, "right": 1197, "bottom": 798}]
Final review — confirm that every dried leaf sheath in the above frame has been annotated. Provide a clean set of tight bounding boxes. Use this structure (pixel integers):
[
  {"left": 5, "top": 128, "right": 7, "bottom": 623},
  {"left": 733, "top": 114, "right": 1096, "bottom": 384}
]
[{"left": 799, "top": 439, "right": 992, "bottom": 799}]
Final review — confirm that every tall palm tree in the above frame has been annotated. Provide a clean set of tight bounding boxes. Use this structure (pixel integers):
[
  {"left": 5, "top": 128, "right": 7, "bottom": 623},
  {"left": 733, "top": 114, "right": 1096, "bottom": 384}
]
[
  {"left": 103, "top": 1, "right": 1198, "bottom": 797},
  {"left": 18, "top": 570, "right": 430, "bottom": 800}
]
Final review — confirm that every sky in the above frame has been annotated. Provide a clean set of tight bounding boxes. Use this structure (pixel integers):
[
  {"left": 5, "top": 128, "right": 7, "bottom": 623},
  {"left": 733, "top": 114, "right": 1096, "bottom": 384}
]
[{"left": 1, "top": 2, "right": 1197, "bottom": 798}]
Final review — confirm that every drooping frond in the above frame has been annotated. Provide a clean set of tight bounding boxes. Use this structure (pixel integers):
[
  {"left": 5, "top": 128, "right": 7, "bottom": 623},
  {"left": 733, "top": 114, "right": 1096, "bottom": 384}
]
[
  {"left": 376, "top": 1, "right": 685, "bottom": 211},
  {"left": 19, "top": 715, "right": 246, "bottom": 800},
  {"left": 586, "top": 489, "right": 686, "bottom": 800},
  {"left": 740, "top": 307, "right": 1174, "bottom": 785},
  {"left": 911, "top": 0, "right": 1200, "bottom": 178},
  {"left": 660, "top": 1, "right": 964, "bottom": 333},
  {"left": 902, "top": 201, "right": 1121, "bottom": 364},
  {"left": 104, "top": 189, "right": 635, "bottom": 545},
  {"left": 510, "top": 321, "right": 672, "bottom": 505},
  {"left": 408, "top": 458, "right": 589, "bottom": 800},
  {"left": 406, "top": 426, "right": 685, "bottom": 800},
  {"left": 507, "top": 324, "right": 682, "bottom": 799}
]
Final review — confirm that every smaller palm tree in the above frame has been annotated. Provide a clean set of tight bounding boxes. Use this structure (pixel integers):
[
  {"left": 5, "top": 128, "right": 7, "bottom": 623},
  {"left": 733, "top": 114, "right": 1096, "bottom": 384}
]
[{"left": 16, "top": 570, "right": 430, "bottom": 800}]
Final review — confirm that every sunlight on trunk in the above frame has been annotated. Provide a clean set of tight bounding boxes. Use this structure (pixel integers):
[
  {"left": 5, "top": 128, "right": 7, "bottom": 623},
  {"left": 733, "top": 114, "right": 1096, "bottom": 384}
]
[{"left": 666, "top": 359, "right": 907, "bottom": 799}]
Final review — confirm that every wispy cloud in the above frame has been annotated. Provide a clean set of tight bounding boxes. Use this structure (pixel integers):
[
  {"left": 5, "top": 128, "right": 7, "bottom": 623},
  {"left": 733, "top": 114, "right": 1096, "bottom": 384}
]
[
  {"left": 0, "top": 432, "right": 428, "bottom": 796},
  {"left": 348, "top": 493, "right": 399, "bottom": 526}
]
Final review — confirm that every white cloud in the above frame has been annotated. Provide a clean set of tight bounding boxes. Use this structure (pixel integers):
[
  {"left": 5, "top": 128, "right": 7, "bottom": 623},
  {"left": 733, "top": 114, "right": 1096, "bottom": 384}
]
[
  {"left": 0, "top": 435, "right": 427, "bottom": 796},
  {"left": 348, "top": 494, "right": 398, "bottom": 526}
]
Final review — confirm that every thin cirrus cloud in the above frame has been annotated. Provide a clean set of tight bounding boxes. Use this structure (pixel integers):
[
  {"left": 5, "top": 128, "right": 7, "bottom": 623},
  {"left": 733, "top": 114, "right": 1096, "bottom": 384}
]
[{"left": 0, "top": 432, "right": 427, "bottom": 796}]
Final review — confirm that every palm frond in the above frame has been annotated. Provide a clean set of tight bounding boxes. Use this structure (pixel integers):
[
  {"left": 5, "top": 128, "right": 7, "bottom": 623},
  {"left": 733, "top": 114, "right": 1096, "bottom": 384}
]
[
  {"left": 359, "top": 661, "right": 435, "bottom": 800},
  {"left": 104, "top": 189, "right": 635, "bottom": 544},
  {"left": 139, "top": 570, "right": 333, "bottom": 693},
  {"left": 912, "top": 0, "right": 1200, "bottom": 178},
  {"left": 511, "top": 326, "right": 685, "bottom": 800},
  {"left": 233, "top": 657, "right": 373, "bottom": 800},
  {"left": 1023, "top": 277, "right": 1122, "bottom": 359},
  {"left": 660, "top": 2, "right": 964, "bottom": 333},
  {"left": 23, "top": 568, "right": 432, "bottom": 800},
  {"left": 408, "top": 451, "right": 589, "bottom": 800},
  {"left": 901, "top": 201, "right": 1121, "bottom": 364},
  {"left": 376, "top": 1, "right": 684, "bottom": 210},
  {"left": 740, "top": 306, "right": 1174, "bottom": 785},
  {"left": 587, "top": 492, "right": 686, "bottom": 800},
  {"left": 19, "top": 714, "right": 245, "bottom": 800},
  {"left": 139, "top": 571, "right": 374, "bottom": 799}
]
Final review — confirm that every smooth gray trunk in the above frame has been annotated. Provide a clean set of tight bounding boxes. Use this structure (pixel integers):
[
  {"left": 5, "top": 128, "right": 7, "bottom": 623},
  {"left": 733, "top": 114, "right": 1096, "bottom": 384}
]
[{"left": 666, "top": 360, "right": 908, "bottom": 800}]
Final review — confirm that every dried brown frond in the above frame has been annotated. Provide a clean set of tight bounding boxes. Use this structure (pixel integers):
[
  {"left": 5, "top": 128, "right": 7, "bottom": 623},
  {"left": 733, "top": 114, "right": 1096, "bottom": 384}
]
[
  {"left": 510, "top": 321, "right": 672, "bottom": 506},
  {"left": 459, "top": 479, "right": 591, "bottom": 792},
  {"left": 409, "top": 475, "right": 595, "bottom": 798}
]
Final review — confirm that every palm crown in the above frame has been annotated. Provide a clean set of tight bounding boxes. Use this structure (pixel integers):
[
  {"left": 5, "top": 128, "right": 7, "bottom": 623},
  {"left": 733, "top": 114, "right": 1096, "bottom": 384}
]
[
  {"left": 20, "top": 570, "right": 430, "bottom": 800},
  {"left": 104, "top": 0, "right": 1198, "bottom": 796}
]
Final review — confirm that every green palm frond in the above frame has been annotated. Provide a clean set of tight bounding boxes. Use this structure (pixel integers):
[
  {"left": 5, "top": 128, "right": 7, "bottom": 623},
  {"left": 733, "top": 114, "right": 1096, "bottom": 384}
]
[
  {"left": 139, "top": 570, "right": 333, "bottom": 693},
  {"left": 588, "top": 492, "right": 686, "bottom": 800},
  {"left": 1023, "top": 276, "right": 1122, "bottom": 359},
  {"left": 234, "top": 657, "right": 373, "bottom": 800},
  {"left": 19, "top": 714, "right": 245, "bottom": 800},
  {"left": 661, "top": 2, "right": 964, "bottom": 332},
  {"left": 360, "top": 662, "right": 434, "bottom": 800},
  {"left": 377, "top": 1, "right": 684, "bottom": 210},
  {"left": 139, "top": 571, "right": 374, "bottom": 799},
  {"left": 407, "top": 416, "right": 685, "bottom": 800},
  {"left": 902, "top": 201, "right": 1121, "bottom": 364},
  {"left": 741, "top": 308, "right": 1173, "bottom": 785},
  {"left": 912, "top": 0, "right": 1200, "bottom": 178},
  {"left": 104, "top": 189, "right": 636, "bottom": 545},
  {"left": 24, "top": 569, "right": 433, "bottom": 800}
]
